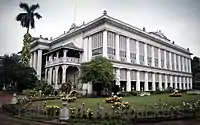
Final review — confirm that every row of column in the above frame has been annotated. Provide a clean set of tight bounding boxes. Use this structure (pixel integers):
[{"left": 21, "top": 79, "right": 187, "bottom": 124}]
[
  {"left": 102, "top": 30, "right": 192, "bottom": 73},
  {"left": 30, "top": 50, "right": 43, "bottom": 80},
  {"left": 45, "top": 65, "right": 80, "bottom": 90},
  {"left": 115, "top": 68, "right": 192, "bottom": 92}
]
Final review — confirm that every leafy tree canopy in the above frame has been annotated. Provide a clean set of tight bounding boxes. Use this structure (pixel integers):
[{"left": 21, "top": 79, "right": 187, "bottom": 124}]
[
  {"left": 80, "top": 56, "right": 115, "bottom": 95},
  {"left": 191, "top": 56, "right": 200, "bottom": 89},
  {"left": 0, "top": 53, "right": 38, "bottom": 92}
]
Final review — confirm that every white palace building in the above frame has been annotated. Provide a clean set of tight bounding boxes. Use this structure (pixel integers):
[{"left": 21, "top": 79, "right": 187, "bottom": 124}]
[{"left": 30, "top": 11, "right": 193, "bottom": 94}]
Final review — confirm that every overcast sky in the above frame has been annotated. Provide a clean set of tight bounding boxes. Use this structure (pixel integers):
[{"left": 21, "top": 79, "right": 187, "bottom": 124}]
[{"left": 0, "top": 0, "right": 200, "bottom": 57}]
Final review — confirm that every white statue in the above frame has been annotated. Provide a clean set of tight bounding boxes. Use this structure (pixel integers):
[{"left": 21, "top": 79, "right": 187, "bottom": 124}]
[{"left": 11, "top": 93, "right": 18, "bottom": 104}]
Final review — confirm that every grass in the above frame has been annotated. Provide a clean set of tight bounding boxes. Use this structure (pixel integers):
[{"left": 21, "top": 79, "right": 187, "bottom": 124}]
[{"left": 32, "top": 93, "right": 200, "bottom": 111}]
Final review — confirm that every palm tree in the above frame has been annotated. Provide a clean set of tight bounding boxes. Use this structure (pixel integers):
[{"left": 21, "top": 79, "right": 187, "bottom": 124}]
[
  {"left": 16, "top": 2, "right": 42, "bottom": 34},
  {"left": 16, "top": 2, "right": 42, "bottom": 65}
]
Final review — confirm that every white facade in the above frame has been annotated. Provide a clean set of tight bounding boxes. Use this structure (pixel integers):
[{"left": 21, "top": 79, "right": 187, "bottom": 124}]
[{"left": 30, "top": 11, "right": 193, "bottom": 94}]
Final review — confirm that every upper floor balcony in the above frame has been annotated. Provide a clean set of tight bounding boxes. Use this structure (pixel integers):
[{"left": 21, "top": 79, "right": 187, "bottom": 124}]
[
  {"left": 46, "top": 56, "right": 81, "bottom": 67},
  {"left": 44, "top": 42, "right": 83, "bottom": 67}
]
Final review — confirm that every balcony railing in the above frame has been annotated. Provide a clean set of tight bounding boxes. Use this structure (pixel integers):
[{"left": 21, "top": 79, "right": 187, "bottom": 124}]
[{"left": 46, "top": 57, "right": 81, "bottom": 66}]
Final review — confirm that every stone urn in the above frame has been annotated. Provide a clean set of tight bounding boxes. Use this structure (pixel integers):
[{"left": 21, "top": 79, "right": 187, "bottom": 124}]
[{"left": 59, "top": 97, "right": 69, "bottom": 121}]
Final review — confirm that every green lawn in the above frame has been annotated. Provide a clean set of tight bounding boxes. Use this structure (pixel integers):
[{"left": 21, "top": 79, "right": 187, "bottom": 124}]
[{"left": 32, "top": 94, "right": 200, "bottom": 110}]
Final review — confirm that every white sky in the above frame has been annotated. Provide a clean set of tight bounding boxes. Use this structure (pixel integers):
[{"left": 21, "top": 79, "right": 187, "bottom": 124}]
[{"left": 0, "top": 0, "right": 200, "bottom": 57}]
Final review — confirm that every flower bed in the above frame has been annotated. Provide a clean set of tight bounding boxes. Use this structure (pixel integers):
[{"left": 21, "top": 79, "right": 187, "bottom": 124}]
[
  {"left": 105, "top": 96, "right": 122, "bottom": 103},
  {"left": 169, "top": 92, "right": 182, "bottom": 97},
  {"left": 112, "top": 101, "right": 130, "bottom": 109}
]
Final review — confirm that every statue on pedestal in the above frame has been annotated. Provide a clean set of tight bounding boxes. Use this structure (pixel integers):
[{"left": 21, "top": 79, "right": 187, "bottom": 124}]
[
  {"left": 60, "top": 97, "right": 69, "bottom": 122},
  {"left": 11, "top": 93, "right": 18, "bottom": 104}
]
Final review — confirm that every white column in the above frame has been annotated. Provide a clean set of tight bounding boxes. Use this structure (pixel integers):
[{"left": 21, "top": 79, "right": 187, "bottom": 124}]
[
  {"left": 48, "top": 68, "right": 53, "bottom": 85},
  {"left": 151, "top": 46, "right": 155, "bottom": 67},
  {"left": 187, "top": 77, "right": 190, "bottom": 90},
  {"left": 126, "top": 38, "right": 131, "bottom": 63},
  {"left": 190, "top": 77, "right": 193, "bottom": 89},
  {"left": 158, "top": 48, "right": 161, "bottom": 68},
  {"left": 183, "top": 77, "right": 186, "bottom": 90},
  {"left": 45, "top": 68, "right": 48, "bottom": 82},
  {"left": 103, "top": 30, "right": 108, "bottom": 58},
  {"left": 127, "top": 70, "right": 131, "bottom": 91},
  {"left": 136, "top": 71, "right": 140, "bottom": 91},
  {"left": 37, "top": 49, "right": 42, "bottom": 80},
  {"left": 88, "top": 36, "right": 92, "bottom": 60},
  {"left": 116, "top": 68, "right": 120, "bottom": 86},
  {"left": 29, "top": 52, "right": 33, "bottom": 67},
  {"left": 169, "top": 52, "right": 172, "bottom": 70},
  {"left": 174, "top": 54, "right": 177, "bottom": 71},
  {"left": 144, "top": 43, "right": 148, "bottom": 66},
  {"left": 55, "top": 66, "right": 59, "bottom": 90},
  {"left": 116, "top": 34, "right": 120, "bottom": 61},
  {"left": 63, "top": 49, "right": 67, "bottom": 58},
  {"left": 82, "top": 37, "right": 88, "bottom": 62},
  {"left": 159, "top": 74, "right": 162, "bottom": 91},
  {"left": 33, "top": 51, "right": 37, "bottom": 71},
  {"left": 56, "top": 51, "right": 59, "bottom": 58},
  {"left": 62, "top": 65, "right": 67, "bottom": 84},
  {"left": 164, "top": 50, "right": 167, "bottom": 69},
  {"left": 179, "top": 76, "right": 182, "bottom": 90},
  {"left": 152, "top": 73, "right": 156, "bottom": 91},
  {"left": 144, "top": 72, "right": 148, "bottom": 91},
  {"left": 175, "top": 76, "right": 177, "bottom": 89},
  {"left": 136, "top": 40, "right": 140, "bottom": 64},
  {"left": 165, "top": 74, "right": 168, "bottom": 90},
  {"left": 170, "top": 75, "right": 173, "bottom": 88}
]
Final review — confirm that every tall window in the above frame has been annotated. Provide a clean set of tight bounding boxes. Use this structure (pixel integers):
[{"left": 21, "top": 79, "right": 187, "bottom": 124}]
[
  {"left": 176, "top": 55, "right": 179, "bottom": 70},
  {"left": 119, "top": 35, "right": 127, "bottom": 62},
  {"left": 139, "top": 42, "right": 144, "bottom": 65},
  {"left": 130, "top": 39, "right": 136, "bottom": 64},
  {"left": 120, "top": 69, "right": 127, "bottom": 81},
  {"left": 92, "top": 32, "right": 103, "bottom": 56},
  {"left": 107, "top": 31, "right": 116, "bottom": 60},
  {"left": 180, "top": 56, "right": 183, "bottom": 71},
  {"left": 148, "top": 73, "right": 152, "bottom": 82},
  {"left": 166, "top": 51, "right": 170, "bottom": 69},
  {"left": 171, "top": 53, "right": 174, "bottom": 70},
  {"left": 154, "top": 47, "right": 158, "bottom": 67},
  {"left": 147, "top": 44, "right": 152, "bottom": 66},
  {"left": 140, "top": 71, "right": 145, "bottom": 81},
  {"left": 161, "top": 49, "right": 164, "bottom": 68},
  {"left": 187, "top": 58, "right": 190, "bottom": 73},
  {"left": 184, "top": 57, "right": 187, "bottom": 72},
  {"left": 130, "top": 70, "right": 136, "bottom": 81}
]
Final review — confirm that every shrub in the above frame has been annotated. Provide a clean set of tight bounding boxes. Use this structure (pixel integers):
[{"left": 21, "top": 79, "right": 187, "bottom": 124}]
[
  {"left": 128, "top": 91, "right": 138, "bottom": 96},
  {"left": 150, "top": 90, "right": 166, "bottom": 95},
  {"left": 105, "top": 96, "right": 122, "bottom": 103},
  {"left": 43, "top": 85, "right": 53, "bottom": 95},
  {"left": 169, "top": 92, "right": 182, "bottom": 97},
  {"left": 2, "top": 104, "right": 19, "bottom": 115},
  {"left": 112, "top": 85, "right": 120, "bottom": 95},
  {"left": 117, "top": 92, "right": 131, "bottom": 97},
  {"left": 45, "top": 105, "right": 59, "bottom": 117}
]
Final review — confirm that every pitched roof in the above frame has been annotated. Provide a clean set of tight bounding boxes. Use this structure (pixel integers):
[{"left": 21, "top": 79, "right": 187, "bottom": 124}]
[{"left": 62, "top": 42, "right": 83, "bottom": 51}]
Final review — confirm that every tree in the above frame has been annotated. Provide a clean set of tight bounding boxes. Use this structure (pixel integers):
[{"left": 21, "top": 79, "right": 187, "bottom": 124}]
[
  {"left": 80, "top": 56, "right": 115, "bottom": 96},
  {"left": 1, "top": 54, "right": 38, "bottom": 92},
  {"left": 16, "top": 2, "right": 42, "bottom": 66},
  {"left": 191, "top": 56, "right": 200, "bottom": 89}
]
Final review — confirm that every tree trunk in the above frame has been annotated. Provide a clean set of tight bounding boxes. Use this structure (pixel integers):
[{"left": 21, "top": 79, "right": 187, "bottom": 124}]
[{"left": 27, "top": 26, "right": 29, "bottom": 34}]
